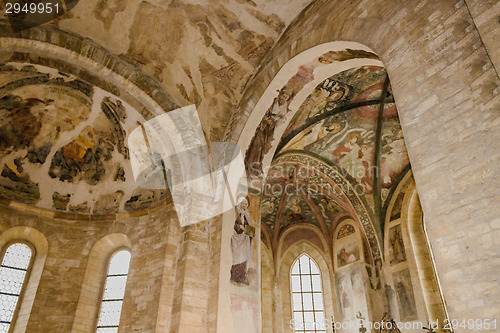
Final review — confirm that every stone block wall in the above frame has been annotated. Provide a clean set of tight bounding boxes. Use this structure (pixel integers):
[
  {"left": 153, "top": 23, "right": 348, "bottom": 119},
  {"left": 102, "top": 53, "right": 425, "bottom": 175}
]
[{"left": 0, "top": 201, "right": 212, "bottom": 332}]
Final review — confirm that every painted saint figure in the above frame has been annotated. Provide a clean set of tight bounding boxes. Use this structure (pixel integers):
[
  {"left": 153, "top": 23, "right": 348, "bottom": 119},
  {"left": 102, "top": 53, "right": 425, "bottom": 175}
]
[
  {"left": 231, "top": 195, "right": 255, "bottom": 285},
  {"left": 333, "top": 133, "right": 364, "bottom": 182},
  {"left": 337, "top": 246, "right": 359, "bottom": 266},
  {"left": 390, "top": 226, "right": 406, "bottom": 264}
]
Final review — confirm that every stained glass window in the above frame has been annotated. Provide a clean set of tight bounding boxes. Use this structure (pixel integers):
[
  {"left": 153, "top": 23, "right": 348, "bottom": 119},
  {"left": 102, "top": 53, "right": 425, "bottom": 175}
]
[
  {"left": 0, "top": 243, "right": 33, "bottom": 333},
  {"left": 291, "top": 254, "right": 326, "bottom": 333},
  {"left": 96, "top": 250, "right": 131, "bottom": 333}
]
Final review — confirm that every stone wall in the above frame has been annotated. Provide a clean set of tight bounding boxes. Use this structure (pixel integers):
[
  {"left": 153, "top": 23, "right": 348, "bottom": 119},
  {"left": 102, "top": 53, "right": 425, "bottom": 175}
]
[{"left": 0, "top": 201, "right": 212, "bottom": 332}]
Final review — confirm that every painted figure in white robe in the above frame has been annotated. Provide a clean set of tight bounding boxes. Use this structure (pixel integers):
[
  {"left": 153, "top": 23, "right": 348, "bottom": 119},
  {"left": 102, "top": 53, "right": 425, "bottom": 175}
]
[{"left": 231, "top": 195, "right": 254, "bottom": 285}]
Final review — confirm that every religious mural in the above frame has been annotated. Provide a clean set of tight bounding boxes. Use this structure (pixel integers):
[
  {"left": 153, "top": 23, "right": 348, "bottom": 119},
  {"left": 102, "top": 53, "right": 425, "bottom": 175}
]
[
  {"left": 336, "top": 267, "right": 370, "bottom": 332},
  {"left": 337, "top": 270, "right": 355, "bottom": 323},
  {"left": 245, "top": 49, "right": 379, "bottom": 174},
  {"left": 231, "top": 195, "right": 255, "bottom": 285},
  {"left": 390, "top": 190, "right": 405, "bottom": 221},
  {"left": 337, "top": 244, "right": 360, "bottom": 267},
  {"left": 337, "top": 224, "right": 355, "bottom": 239},
  {"left": 260, "top": 160, "right": 346, "bottom": 237},
  {"left": 393, "top": 268, "right": 418, "bottom": 321},
  {"left": 261, "top": 153, "right": 382, "bottom": 265},
  {"left": 335, "top": 223, "right": 361, "bottom": 268},
  {"left": 388, "top": 224, "right": 406, "bottom": 265},
  {"left": 229, "top": 293, "right": 260, "bottom": 333},
  {"left": 386, "top": 174, "right": 412, "bottom": 220},
  {"left": 278, "top": 192, "right": 319, "bottom": 233},
  {"left": 228, "top": 195, "right": 260, "bottom": 333},
  {"left": 276, "top": 66, "right": 410, "bottom": 205},
  {"left": 0, "top": 63, "right": 168, "bottom": 214},
  {"left": 309, "top": 194, "right": 343, "bottom": 230}
]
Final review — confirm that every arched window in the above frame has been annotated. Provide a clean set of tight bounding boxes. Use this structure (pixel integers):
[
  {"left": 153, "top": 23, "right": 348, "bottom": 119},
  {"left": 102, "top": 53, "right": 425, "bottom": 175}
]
[
  {"left": 0, "top": 242, "right": 33, "bottom": 333},
  {"left": 291, "top": 254, "right": 325, "bottom": 333},
  {"left": 96, "top": 250, "right": 131, "bottom": 332}
]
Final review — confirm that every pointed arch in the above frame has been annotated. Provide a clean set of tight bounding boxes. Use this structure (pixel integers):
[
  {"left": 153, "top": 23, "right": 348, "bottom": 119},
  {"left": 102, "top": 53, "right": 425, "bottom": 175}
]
[
  {"left": 278, "top": 240, "right": 335, "bottom": 333},
  {"left": 383, "top": 178, "right": 448, "bottom": 325},
  {"left": 290, "top": 253, "right": 326, "bottom": 332},
  {"left": 402, "top": 182, "right": 448, "bottom": 324}
]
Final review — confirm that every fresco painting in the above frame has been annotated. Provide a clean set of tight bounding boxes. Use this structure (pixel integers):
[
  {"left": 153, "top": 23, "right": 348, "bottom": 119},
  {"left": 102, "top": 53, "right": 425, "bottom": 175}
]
[
  {"left": 230, "top": 293, "right": 260, "bottom": 333},
  {"left": 259, "top": 66, "right": 412, "bottom": 265},
  {"left": 261, "top": 159, "right": 349, "bottom": 240},
  {"left": 276, "top": 66, "right": 410, "bottom": 200},
  {"left": 393, "top": 268, "right": 418, "bottom": 321},
  {"left": 350, "top": 269, "right": 370, "bottom": 325},
  {"left": 231, "top": 196, "right": 255, "bottom": 285},
  {"left": 335, "top": 222, "right": 361, "bottom": 268},
  {"left": 337, "top": 224, "right": 355, "bottom": 239},
  {"left": 0, "top": 63, "right": 169, "bottom": 214},
  {"left": 336, "top": 271, "right": 355, "bottom": 324},
  {"left": 336, "top": 239, "right": 360, "bottom": 268},
  {"left": 246, "top": 50, "right": 380, "bottom": 173},
  {"left": 310, "top": 194, "right": 343, "bottom": 230},
  {"left": 261, "top": 153, "right": 383, "bottom": 265},
  {"left": 279, "top": 192, "right": 319, "bottom": 233},
  {"left": 390, "top": 190, "right": 405, "bottom": 221},
  {"left": 388, "top": 224, "right": 406, "bottom": 265},
  {"left": 380, "top": 118, "right": 410, "bottom": 189},
  {"left": 335, "top": 268, "right": 370, "bottom": 333},
  {"left": 260, "top": 195, "right": 279, "bottom": 233}
]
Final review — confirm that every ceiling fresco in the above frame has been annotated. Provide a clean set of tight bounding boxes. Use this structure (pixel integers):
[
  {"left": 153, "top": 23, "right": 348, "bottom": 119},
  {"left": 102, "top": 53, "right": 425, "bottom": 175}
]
[
  {"left": 278, "top": 66, "right": 409, "bottom": 197},
  {"left": 40, "top": 0, "right": 313, "bottom": 141},
  {"left": 261, "top": 161, "right": 348, "bottom": 236},
  {"left": 261, "top": 66, "right": 411, "bottom": 260},
  {"left": 0, "top": 63, "right": 168, "bottom": 215},
  {"left": 261, "top": 152, "right": 382, "bottom": 263}
]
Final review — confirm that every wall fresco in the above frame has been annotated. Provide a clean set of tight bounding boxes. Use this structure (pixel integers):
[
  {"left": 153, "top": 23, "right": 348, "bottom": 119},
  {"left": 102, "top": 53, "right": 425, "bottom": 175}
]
[
  {"left": 393, "top": 268, "right": 417, "bottom": 321},
  {"left": 388, "top": 224, "right": 406, "bottom": 265}
]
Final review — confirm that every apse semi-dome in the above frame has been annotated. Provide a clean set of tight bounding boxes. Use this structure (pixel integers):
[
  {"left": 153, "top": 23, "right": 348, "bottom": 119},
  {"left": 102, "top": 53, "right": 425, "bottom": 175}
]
[{"left": 0, "top": 62, "right": 169, "bottom": 215}]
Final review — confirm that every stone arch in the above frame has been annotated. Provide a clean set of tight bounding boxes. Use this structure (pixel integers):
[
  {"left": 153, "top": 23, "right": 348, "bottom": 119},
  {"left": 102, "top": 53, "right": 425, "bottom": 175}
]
[
  {"left": 383, "top": 177, "right": 448, "bottom": 325},
  {"left": 236, "top": 42, "right": 402, "bottom": 272},
  {"left": 278, "top": 240, "right": 335, "bottom": 333},
  {"left": 0, "top": 226, "right": 49, "bottom": 333},
  {"left": 226, "top": 1, "right": 425, "bottom": 146},
  {"left": 401, "top": 182, "right": 448, "bottom": 325},
  {"left": 277, "top": 223, "right": 330, "bottom": 266},
  {"left": 0, "top": 20, "right": 178, "bottom": 118},
  {"left": 71, "top": 233, "right": 132, "bottom": 333},
  {"left": 236, "top": 41, "right": 384, "bottom": 171},
  {"left": 273, "top": 152, "right": 382, "bottom": 265},
  {"left": 230, "top": 1, "right": 500, "bottom": 321},
  {"left": 0, "top": 21, "right": 182, "bottom": 220},
  {"left": 384, "top": 176, "right": 425, "bottom": 322}
]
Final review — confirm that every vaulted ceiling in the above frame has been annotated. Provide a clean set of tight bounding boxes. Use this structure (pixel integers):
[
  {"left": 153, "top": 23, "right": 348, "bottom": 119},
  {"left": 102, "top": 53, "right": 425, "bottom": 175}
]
[
  {"left": 0, "top": 2, "right": 409, "bottom": 220},
  {"left": 0, "top": 0, "right": 317, "bottom": 215},
  {"left": 47, "top": 0, "right": 314, "bottom": 140}
]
